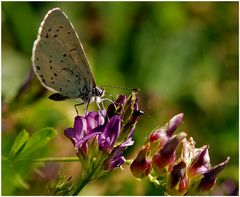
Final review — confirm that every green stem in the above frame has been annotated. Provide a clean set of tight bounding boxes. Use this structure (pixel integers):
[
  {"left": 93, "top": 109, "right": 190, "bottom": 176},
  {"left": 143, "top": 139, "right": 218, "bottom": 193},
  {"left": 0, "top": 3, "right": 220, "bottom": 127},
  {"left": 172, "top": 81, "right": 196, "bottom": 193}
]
[
  {"left": 24, "top": 157, "right": 79, "bottom": 163},
  {"left": 73, "top": 170, "right": 94, "bottom": 196},
  {"left": 73, "top": 157, "right": 103, "bottom": 195},
  {"left": 125, "top": 159, "right": 133, "bottom": 165}
]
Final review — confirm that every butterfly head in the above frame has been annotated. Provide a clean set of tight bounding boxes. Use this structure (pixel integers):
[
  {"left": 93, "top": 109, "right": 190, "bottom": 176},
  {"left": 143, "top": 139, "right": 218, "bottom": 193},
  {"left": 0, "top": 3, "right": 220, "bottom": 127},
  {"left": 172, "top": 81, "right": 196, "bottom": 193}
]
[
  {"left": 90, "top": 86, "right": 105, "bottom": 104},
  {"left": 93, "top": 86, "right": 105, "bottom": 98}
]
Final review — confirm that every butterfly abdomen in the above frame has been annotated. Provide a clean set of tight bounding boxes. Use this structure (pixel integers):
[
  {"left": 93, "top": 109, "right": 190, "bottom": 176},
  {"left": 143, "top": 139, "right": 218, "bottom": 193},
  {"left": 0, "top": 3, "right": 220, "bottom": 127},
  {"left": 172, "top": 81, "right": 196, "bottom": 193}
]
[{"left": 49, "top": 93, "right": 69, "bottom": 101}]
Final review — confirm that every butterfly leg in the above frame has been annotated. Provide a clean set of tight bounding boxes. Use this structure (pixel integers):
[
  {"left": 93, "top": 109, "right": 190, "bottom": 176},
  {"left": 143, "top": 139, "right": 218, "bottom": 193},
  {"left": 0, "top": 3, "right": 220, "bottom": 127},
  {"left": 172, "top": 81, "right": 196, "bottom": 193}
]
[
  {"left": 84, "top": 100, "right": 90, "bottom": 116},
  {"left": 101, "top": 97, "right": 114, "bottom": 104},
  {"left": 103, "top": 93, "right": 115, "bottom": 103},
  {"left": 74, "top": 102, "right": 84, "bottom": 115},
  {"left": 103, "top": 96, "right": 118, "bottom": 111},
  {"left": 96, "top": 102, "right": 102, "bottom": 110},
  {"left": 95, "top": 101, "right": 108, "bottom": 118},
  {"left": 100, "top": 101, "right": 105, "bottom": 110}
]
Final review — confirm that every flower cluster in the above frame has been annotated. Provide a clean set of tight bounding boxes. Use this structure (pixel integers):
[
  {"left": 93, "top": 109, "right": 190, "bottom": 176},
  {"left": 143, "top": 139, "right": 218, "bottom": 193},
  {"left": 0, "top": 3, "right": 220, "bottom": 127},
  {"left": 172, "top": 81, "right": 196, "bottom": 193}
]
[
  {"left": 64, "top": 91, "right": 143, "bottom": 181},
  {"left": 130, "top": 113, "right": 230, "bottom": 195}
]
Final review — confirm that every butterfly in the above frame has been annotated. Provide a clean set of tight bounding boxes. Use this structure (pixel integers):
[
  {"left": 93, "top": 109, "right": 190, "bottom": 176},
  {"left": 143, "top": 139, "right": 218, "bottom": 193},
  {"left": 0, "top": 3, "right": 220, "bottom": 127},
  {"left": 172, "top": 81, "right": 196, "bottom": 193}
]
[{"left": 32, "top": 7, "right": 104, "bottom": 112}]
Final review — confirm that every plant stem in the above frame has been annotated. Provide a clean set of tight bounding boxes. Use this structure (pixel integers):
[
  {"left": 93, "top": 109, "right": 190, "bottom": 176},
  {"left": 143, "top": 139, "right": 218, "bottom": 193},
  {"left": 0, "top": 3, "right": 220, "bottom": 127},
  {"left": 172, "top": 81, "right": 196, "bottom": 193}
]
[
  {"left": 28, "top": 157, "right": 79, "bottom": 163},
  {"left": 72, "top": 158, "right": 103, "bottom": 196},
  {"left": 73, "top": 171, "right": 94, "bottom": 196}
]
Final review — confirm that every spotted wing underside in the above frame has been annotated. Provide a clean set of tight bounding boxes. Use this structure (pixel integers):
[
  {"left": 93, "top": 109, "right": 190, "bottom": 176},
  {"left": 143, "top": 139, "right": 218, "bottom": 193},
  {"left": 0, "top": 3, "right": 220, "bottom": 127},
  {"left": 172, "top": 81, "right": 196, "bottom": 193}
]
[{"left": 32, "top": 8, "right": 95, "bottom": 99}]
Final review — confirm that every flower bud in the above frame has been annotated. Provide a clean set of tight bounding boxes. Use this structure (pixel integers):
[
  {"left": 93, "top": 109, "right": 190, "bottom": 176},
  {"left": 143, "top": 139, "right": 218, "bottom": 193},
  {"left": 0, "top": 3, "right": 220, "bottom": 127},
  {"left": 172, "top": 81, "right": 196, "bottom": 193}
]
[
  {"left": 181, "top": 137, "right": 195, "bottom": 166},
  {"left": 148, "top": 128, "right": 169, "bottom": 155},
  {"left": 107, "top": 95, "right": 126, "bottom": 118},
  {"left": 130, "top": 144, "right": 152, "bottom": 178},
  {"left": 149, "top": 131, "right": 161, "bottom": 142},
  {"left": 103, "top": 149, "right": 125, "bottom": 171},
  {"left": 147, "top": 113, "right": 184, "bottom": 155},
  {"left": 198, "top": 157, "right": 230, "bottom": 192},
  {"left": 120, "top": 110, "right": 143, "bottom": 140},
  {"left": 166, "top": 113, "right": 184, "bottom": 137},
  {"left": 152, "top": 132, "right": 186, "bottom": 174},
  {"left": 188, "top": 145, "right": 210, "bottom": 177},
  {"left": 104, "top": 138, "right": 134, "bottom": 171},
  {"left": 123, "top": 93, "right": 136, "bottom": 120},
  {"left": 167, "top": 161, "right": 188, "bottom": 195},
  {"left": 118, "top": 92, "right": 143, "bottom": 141}
]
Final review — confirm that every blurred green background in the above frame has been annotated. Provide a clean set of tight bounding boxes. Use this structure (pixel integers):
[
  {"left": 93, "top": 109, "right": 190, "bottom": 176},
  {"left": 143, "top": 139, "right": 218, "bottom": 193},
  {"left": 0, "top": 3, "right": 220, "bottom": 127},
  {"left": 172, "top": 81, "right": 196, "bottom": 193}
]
[{"left": 2, "top": 2, "right": 238, "bottom": 195}]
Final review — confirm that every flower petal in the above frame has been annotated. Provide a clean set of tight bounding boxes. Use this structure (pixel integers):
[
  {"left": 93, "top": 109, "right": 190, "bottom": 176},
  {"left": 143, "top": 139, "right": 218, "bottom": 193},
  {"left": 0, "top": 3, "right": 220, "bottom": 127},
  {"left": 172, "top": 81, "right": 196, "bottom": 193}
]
[
  {"left": 64, "top": 128, "right": 77, "bottom": 145},
  {"left": 86, "top": 112, "right": 99, "bottom": 132},
  {"left": 130, "top": 144, "right": 152, "bottom": 178},
  {"left": 75, "top": 132, "right": 101, "bottom": 149},
  {"left": 166, "top": 113, "right": 184, "bottom": 137},
  {"left": 198, "top": 157, "right": 230, "bottom": 192},
  {"left": 73, "top": 116, "right": 87, "bottom": 139},
  {"left": 99, "top": 115, "right": 121, "bottom": 151},
  {"left": 103, "top": 141, "right": 129, "bottom": 171}
]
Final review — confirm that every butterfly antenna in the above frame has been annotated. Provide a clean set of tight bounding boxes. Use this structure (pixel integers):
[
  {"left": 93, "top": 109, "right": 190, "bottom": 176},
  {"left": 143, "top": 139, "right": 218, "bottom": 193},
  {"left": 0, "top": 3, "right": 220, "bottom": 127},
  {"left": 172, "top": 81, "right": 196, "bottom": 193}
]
[{"left": 99, "top": 85, "right": 140, "bottom": 92}]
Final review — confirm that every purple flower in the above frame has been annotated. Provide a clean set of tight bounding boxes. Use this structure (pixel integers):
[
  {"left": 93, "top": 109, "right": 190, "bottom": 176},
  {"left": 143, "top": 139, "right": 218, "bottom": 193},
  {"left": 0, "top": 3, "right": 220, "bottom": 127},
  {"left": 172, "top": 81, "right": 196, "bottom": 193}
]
[
  {"left": 130, "top": 112, "right": 230, "bottom": 196},
  {"left": 98, "top": 115, "right": 121, "bottom": 152},
  {"left": 64, "top": 92, "right": 142, "bottom": 175},
  {"left": 188, "top": 145, "right": 210, "bottom": 177},
  {"left": 152, "top": 132, "right": 186, "bottom": 174},
  {"left": 104, "top": 138, "right": 134, "bottom": 171},
  {"left": 65, "top": 111, "right": 122, "bottom": 158},
  {"left": 166, "top": 113, "right": 184, "bottom": 137},
  {"left": 130, "top": 143, "right": 152, "bottom": 178},
  {"left": 64, "top": 111, "right": 105, "bottom": 159},
  {"left": 148, "top": 113, "right": 184, "bottom": 155},
  {"left": 198, "top": 157, "right": 230, "bottom": 192},
  {"left": 107, "top": 93, "right": 143, "bottom": 141},
  {"left": 107, "top": 95, "right": 126, "bottom": 118},
  {"left": 167, "top": 161, "right": 188, "bottom": 195}
]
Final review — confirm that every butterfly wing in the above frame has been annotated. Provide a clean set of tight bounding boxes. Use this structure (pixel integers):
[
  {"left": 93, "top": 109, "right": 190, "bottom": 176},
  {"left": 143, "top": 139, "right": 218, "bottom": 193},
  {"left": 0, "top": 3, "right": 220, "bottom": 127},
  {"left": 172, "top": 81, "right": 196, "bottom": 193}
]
[{"left": 32, "top": 8, "right": 96, "bottom": 100}]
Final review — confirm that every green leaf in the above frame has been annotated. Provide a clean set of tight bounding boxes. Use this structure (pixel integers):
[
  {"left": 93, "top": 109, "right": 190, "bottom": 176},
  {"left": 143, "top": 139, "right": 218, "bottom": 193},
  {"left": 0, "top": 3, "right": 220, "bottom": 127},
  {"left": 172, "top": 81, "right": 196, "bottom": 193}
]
[
  {"left": 13, "top": 173, "right": 30, "bottom": 190},
  {"left": 9, "top": 130, "right": 29, "bottom": 159},
  {"left": 2, "top": 128, "right": 56, "bottom": 195},
  {"left": 18, "top": 127, "right": 57, "bottom": 158}
]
